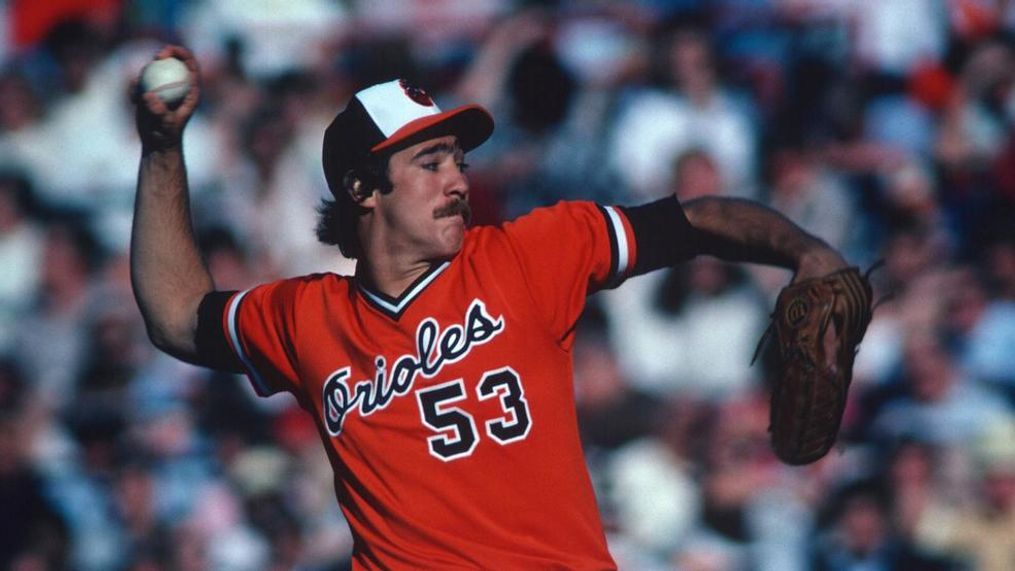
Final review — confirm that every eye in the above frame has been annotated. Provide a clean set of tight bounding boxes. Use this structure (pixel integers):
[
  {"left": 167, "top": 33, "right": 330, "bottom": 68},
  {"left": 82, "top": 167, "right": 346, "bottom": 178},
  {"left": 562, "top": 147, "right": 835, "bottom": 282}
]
[
  {"left": 421, "top": 162, "right": 439, "bottom": 172},
  {"left": 457, "top": 162, "right": 470, "bottom": 173}
]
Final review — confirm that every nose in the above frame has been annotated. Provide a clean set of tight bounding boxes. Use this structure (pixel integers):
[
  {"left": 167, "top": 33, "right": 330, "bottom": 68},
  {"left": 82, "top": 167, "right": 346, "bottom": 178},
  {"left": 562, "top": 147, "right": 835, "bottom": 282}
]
[{"left": 446, "top": 166, "right": 469, "bottom": 200}]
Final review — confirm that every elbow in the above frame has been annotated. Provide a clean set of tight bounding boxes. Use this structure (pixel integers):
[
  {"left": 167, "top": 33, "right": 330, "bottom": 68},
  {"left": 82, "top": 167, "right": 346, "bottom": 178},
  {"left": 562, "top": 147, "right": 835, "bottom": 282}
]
[
  {"left": 143, "top": 320, "right": 191, "bottom": 359},
  {"left": 138, "top": 303, "right": 200, "bottom": 361},
  {"left": 682, "top": 196, "right": 727, "bottom": 230},
  {"left": 681, "top": 196, "right": 759, "bottom": 260},
  {"left": 681, "top": 196, "right": 725, "bottom": 255}
]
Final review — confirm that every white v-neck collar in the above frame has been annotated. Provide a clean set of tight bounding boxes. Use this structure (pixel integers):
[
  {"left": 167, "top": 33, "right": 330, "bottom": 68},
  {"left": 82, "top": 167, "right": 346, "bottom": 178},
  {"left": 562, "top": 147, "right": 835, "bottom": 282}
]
[{"left": 356, "top": 261, "right": 451, "bottom": 319}]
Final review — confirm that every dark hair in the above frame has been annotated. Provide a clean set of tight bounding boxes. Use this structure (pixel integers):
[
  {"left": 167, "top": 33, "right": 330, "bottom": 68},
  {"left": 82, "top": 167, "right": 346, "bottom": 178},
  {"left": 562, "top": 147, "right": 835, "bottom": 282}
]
[{"left": 316, "top": 153, "right": 392, "bottom": 259}]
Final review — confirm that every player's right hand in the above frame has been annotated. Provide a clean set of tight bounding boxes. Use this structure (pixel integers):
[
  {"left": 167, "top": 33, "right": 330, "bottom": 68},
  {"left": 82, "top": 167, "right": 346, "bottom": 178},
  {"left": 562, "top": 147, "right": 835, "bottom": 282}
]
[{"left": 131, "top": 44, "right": 201, "bottom": 153}]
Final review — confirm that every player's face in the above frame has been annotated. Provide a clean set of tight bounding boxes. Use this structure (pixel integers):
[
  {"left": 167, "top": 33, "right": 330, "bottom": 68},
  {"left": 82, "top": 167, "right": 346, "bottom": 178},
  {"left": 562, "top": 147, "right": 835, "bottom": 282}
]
[{"left": 374, "top": 135, "right": 471, "bottom": 262}]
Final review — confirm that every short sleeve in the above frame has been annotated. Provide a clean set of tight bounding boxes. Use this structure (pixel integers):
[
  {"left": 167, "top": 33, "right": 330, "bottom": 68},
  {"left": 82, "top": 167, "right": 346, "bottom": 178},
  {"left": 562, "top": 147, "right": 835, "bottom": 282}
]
[
  {"left": 222, "top": 279, "right": 305, "bottom": 397},
  {"left": 498, "top": 201, "right": 637, "bottom": 339}
]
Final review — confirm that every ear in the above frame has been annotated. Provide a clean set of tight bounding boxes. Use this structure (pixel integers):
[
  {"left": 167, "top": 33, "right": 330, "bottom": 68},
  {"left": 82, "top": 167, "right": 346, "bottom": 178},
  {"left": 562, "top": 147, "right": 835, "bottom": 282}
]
[{"left": 343, "top": 170, "right": 377, "bottom": 208}]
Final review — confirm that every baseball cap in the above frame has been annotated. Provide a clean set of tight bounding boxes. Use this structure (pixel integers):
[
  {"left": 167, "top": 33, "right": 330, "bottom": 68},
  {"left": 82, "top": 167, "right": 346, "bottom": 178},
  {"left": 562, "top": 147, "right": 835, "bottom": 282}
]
[{"left": 322, "top": 79, "right": 494, "bottom": 196}]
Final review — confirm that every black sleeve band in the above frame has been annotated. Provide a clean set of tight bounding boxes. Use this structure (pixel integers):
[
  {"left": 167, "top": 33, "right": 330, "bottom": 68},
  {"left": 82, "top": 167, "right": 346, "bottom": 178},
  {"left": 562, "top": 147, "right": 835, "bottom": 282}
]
[
  {"left": 195, "top": 290, "right": 244, "bottom": 373},
  {"left": 620, "top": 195, "right": 700, "bottom": 275}
]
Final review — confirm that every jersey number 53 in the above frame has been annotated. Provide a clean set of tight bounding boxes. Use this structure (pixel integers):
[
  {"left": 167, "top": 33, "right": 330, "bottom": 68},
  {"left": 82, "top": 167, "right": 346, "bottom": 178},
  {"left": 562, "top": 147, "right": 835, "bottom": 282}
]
[{"left": 416, "top": 367, "right": 532, "bottom": 461}]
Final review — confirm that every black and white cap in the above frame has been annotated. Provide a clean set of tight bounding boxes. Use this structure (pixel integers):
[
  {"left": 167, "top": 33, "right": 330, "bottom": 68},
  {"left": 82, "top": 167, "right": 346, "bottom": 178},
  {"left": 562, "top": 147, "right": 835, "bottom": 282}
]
[{"left": 322, "top": 79, "right": 494, "bottom": 196}]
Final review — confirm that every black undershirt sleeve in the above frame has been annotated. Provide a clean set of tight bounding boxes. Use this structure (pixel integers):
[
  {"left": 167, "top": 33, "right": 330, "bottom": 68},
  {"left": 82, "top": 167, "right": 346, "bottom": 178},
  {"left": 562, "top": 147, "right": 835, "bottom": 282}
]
[
  {"left": 620, "top": 195, "right": 700, "bottom": 276},
  {"left": 195, "top": 290, "right": 244, "bottom": 373}
]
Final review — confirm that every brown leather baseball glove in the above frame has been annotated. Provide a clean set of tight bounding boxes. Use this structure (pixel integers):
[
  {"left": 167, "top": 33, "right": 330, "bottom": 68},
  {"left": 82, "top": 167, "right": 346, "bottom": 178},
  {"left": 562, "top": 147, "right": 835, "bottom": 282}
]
[{"left": 756, "top": 266, "right": 874, "bottom": 465}]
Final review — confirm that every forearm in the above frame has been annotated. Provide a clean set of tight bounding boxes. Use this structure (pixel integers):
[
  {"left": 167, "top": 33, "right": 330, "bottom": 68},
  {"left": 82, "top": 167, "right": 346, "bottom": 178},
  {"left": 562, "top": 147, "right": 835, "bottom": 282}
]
[
  {"left": 683, "top": 196, "right": 843, "bottom": 273},
  {"left": 130, "top": 145, "right": 213, "bottom": 361}
]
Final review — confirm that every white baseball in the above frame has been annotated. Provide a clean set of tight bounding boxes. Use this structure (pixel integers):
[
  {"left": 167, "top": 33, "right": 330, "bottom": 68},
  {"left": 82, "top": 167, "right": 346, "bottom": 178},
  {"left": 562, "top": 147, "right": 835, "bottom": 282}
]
[{"left": 140, "top": 57, "right": 191, "bottom": 106}]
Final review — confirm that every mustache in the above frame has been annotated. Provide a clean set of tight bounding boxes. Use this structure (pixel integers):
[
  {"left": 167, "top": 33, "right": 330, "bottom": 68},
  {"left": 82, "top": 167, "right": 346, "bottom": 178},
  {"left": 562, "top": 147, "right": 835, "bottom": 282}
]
[{"left": 433, "top": 198, "right": 471, "bottom": 224}]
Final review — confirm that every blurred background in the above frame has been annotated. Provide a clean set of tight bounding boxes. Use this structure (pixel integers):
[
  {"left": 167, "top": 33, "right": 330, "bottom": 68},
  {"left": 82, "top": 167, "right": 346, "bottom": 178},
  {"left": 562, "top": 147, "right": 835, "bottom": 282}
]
[{"left": 0, "top": 0, "right": 1013, "bottom": 569}]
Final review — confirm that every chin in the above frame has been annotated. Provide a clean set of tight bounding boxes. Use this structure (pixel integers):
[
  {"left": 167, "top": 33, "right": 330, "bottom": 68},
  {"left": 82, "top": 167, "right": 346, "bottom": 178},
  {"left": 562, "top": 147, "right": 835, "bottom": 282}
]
[
  {"left": 440, "top": 218, "right": 466, "bottom": 245},
  {"left": 444, "top": 234, "right": 465, "bottom": 257},
  {"left": 436, "top": 232, "right": 465, "bottom": 260},
  {"left": 418, "top": 223, "right": 464, "bottom": 262}
]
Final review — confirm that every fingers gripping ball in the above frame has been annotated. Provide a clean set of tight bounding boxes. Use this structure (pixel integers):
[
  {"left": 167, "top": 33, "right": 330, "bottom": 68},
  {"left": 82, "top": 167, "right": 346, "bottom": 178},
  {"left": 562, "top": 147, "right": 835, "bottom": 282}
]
[{"left": 140, "top": 57, "right": 191, "bottom": 107}]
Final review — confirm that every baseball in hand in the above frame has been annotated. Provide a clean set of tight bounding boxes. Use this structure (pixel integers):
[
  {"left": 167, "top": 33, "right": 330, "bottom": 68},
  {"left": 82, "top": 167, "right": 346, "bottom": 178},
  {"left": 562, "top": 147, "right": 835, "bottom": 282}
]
[{"left": 139, "top": 57, "right": 191, "bottom": 106}]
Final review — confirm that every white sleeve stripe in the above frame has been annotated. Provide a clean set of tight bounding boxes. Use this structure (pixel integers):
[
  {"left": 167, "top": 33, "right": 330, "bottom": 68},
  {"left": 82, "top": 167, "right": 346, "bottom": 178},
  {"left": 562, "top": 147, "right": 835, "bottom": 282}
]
[
  {"left": 226, "top": 289, "right": 272, "bottom": 395},
  {"left": 604, "top": 206, "right": 632, "bottom": 278}
]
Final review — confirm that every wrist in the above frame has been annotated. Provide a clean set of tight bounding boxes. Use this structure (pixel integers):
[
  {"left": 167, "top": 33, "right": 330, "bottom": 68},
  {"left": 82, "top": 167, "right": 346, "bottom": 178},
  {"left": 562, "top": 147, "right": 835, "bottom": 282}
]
[
  {"left": 142, "top": 141, "right": 183, "bottom": 158},
  {"left": 795, "top": 244, "right": 848, "bottom": 281}
]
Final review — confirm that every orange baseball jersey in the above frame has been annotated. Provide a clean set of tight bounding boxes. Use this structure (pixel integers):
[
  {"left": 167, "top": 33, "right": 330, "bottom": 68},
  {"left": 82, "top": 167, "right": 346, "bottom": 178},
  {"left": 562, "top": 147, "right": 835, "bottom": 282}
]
[{"left": 208, "top": 198, "right": 696, "bottom": 569}]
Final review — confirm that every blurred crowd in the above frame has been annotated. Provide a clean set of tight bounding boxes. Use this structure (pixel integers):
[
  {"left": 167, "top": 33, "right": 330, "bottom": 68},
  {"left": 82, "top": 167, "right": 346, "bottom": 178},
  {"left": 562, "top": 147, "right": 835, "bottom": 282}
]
[{"left": 1, "top": 0, "right": 1014, "bottom": 570}]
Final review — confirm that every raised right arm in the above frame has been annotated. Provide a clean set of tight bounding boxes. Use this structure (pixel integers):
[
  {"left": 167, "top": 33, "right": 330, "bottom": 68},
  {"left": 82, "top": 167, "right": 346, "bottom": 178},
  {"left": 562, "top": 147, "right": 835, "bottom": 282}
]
[{"left": 130, "top": 45, "right": 213, "bottom": 363}]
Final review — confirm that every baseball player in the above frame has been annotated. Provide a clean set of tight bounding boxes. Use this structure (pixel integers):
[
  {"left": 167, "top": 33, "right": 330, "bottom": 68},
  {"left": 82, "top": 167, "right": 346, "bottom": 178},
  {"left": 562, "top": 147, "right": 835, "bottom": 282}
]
[{"left": 132, "top": 46, "right": 849, "bottom": 569}]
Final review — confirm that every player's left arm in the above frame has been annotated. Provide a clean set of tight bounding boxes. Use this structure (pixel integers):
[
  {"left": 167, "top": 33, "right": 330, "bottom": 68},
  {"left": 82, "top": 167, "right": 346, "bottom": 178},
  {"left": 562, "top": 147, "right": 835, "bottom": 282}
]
[
  {"left": 681, "top": 196, "right": 847, "bottom": 282},
  {"left": 622, "top": 195, "right": 846, "bottom": 282}
]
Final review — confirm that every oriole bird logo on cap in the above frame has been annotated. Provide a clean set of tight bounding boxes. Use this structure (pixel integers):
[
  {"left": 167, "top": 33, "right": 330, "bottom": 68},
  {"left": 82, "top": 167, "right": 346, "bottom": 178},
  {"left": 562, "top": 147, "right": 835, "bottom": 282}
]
[{"left": 399, "top": 80, "right": 434, "bottom": 107}]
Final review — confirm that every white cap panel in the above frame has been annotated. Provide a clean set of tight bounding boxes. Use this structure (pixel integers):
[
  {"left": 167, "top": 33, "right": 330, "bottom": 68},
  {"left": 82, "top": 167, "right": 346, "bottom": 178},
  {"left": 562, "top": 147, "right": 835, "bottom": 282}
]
[{"left": 356, "top": 80, "right": 443, "bottom": 137}]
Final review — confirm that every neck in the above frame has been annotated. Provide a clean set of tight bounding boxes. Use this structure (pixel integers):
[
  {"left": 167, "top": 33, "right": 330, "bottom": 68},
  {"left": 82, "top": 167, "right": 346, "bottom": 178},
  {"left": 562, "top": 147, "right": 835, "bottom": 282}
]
[
  {"left": 355, "top": 252, "right": 435, "bottom": 299},
  {"left": 354, "top": 211, "right": 458, "bottom": 298}
]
